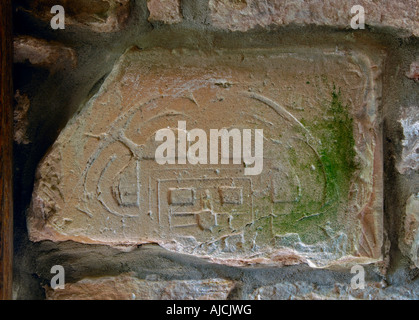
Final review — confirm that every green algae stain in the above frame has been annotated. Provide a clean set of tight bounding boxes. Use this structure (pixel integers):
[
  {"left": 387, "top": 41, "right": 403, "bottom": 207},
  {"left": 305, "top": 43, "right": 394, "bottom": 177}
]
[
  {"left": 317, "top": 86, "right": 358, "bottom": 199},
  {"left": 268, "top": 86, "right": 358, "bottom": 244}
]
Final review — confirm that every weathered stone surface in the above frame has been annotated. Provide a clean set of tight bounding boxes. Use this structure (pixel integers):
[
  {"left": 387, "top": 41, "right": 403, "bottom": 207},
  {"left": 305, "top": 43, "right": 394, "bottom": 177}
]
[
  {"left": 397, "top": 106, "right": 419, "bottom": 174},
  {"left": 147, "top": 0, "right": 182, "bottom": 24},
  {"left": 45, "top": 275, "right": 234, "bottom": 300},
  {"left": 248, "top": 281, "right": 419, "bottom": 300},
  {"left": 14, "top": 36, "right": 77, "bottom": 72},
  {"left": 406, "top": 59, "right": 419, "bottom": 81},
  {"left": 209, "top": 0, "right": 419, "bottom": 36},
  {"left": 400, "top": 193, "right": 419, "bottom": 267},
  {"left": 20, "top": 0, "right": 130, "bottom": 32},
  {"left": 13, "top": 90, "right": 30, "bottom": 145},
  {"left": 28, "top": 46, "right": 383, "bottom": 268}
]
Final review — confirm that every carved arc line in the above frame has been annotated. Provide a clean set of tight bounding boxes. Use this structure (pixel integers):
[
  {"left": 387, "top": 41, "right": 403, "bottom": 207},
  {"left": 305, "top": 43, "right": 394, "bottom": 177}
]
[{"left": 244, "top": 92, "right": 313, "bottom": 139}]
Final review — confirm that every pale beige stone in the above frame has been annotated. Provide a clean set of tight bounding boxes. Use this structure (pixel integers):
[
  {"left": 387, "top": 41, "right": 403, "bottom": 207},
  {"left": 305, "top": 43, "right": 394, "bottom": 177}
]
[
  {"left": 147, "top": 0, "right": 182, "bottom": 24},
  {"left": 14, "top": 36, "right": 77, "bottom": 72},
  {"left": 401, "top": 194, "right": 419, "bottom": 267},
  {"left": 20, "top": 0, "right": 130, "bottom": 33},
  {"left": 45, "top": 275, "right": 235, "bottom": 300},
  {"left": 209, "top": 0, "right": 419, "bottom": 36},
  {"left": 28, "top": 46, "right": 384, "bottom": 268},
  {"left": 406, "top": 60, "right": 419, "bottom": 81},
  {"left": 249, "top": 281, "right": 418, "bottom": 300},
  {"left": 397, "top": 107, "right": 419, "bottom": 174}
]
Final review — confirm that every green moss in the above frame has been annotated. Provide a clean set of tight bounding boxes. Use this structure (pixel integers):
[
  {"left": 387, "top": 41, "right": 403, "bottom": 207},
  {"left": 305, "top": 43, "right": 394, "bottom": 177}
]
[
  {"left": 317, "top": 86, "right": 358, "bottom": 198},
  {"left": 266, "top": 86, "right": 358, "bottom": 244}
]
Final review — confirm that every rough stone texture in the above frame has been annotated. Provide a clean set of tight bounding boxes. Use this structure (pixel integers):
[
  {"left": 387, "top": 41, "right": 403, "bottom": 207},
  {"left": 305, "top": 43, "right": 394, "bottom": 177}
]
[
  {"left": 400, "top": 194, "right": 419, "bottom": 268},
  {"left": 406, "top": 59, "right": 419, "bottom": 81},
  {"left": 45, "top": 275, "right": 234, "bottom": 300},
  {"left": 13, "top": 90, "right": 30, "bottom": 145},
  {"left": 28, "top": 46, "right": 384, "bottom": 268},
  {"left": 147, "top": 0, "right": 182, "bottom": 24},
  {"left": 14, "top": 36, "right": 77, "bottom": 72},
  {"left": 397, "top": 106, "right": 419, "bottom": 174},
  {"left": 11, "top": 0, "right": 419, "bottom": 301},
  {"left": 18, "top": 0, "right": 130, "bottom": 32},
  {"left": 209, "top": 0, "right": 419, "bottom": 36},
  {"left": 248, "top": 281, "right": 419, "bottom": 300}
]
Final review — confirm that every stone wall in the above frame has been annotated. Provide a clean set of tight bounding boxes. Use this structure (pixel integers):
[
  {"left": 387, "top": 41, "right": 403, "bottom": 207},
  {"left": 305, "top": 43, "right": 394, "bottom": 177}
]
[{"left": 12, "top": 0, "right": 418, "bottom": 300}]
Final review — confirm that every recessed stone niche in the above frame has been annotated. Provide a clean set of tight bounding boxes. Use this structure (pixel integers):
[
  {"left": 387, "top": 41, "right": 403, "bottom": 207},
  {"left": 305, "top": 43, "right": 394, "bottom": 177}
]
[{"left": 28, "top": 46, "right": 384, "bottom": 268}]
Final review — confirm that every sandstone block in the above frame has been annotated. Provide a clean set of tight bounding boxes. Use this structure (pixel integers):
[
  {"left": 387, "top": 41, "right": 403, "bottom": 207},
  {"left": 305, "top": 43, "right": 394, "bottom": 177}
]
[
  {"left": 29, "top": 46, "right": 384, "bottom": 268},
  {"left": 249, "top": 281, "right": 418, "bottom": 300},
  {"left": 45, "top": 275, "right": 234, "bottom": 300},
  {"left": 14, "top": 36, "right": 77, "bottom": 72},
  {"left": 400, "top": 193, "right": 419, "bottom": 267},
  {"left": 397, "top": 107, "right": 419, "bottom": 174},
  {"left": 209, "top": 0, "right": 419, "bottom": 36},
  {"left": 20, "top": 0, "right": 130, "bottom": 32},
  {"left": 147, "top": 0, "right": 182, "bottom": 24},
  {"left": 406, "top": 59, "right": 419, "bottom": 81}
]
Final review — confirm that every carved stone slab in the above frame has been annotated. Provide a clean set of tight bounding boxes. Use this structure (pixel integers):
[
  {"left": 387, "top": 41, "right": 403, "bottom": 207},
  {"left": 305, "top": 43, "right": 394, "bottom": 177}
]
[{"left": 28, "top": 47, "right": 384, "bottom": 267}]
